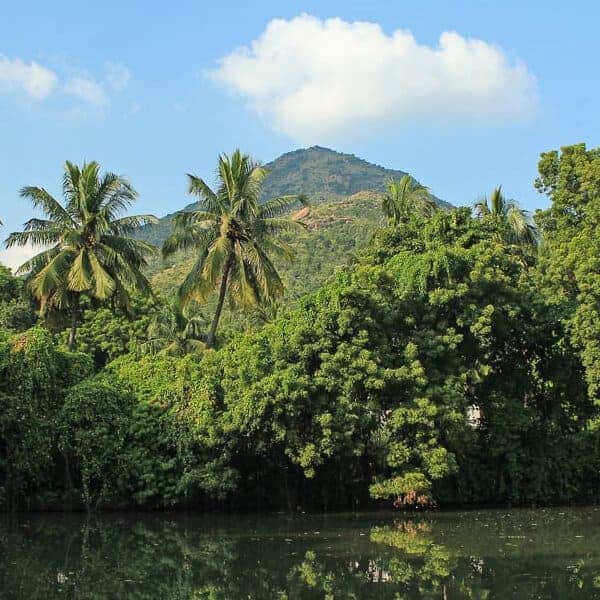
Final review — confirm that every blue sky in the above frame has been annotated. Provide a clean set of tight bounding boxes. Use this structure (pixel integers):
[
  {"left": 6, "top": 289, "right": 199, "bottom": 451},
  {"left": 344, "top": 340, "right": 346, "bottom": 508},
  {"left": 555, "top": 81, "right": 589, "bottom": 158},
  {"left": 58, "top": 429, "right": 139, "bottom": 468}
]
[{"left": 1, "top": 1, "right": 598, "bottom": 267}]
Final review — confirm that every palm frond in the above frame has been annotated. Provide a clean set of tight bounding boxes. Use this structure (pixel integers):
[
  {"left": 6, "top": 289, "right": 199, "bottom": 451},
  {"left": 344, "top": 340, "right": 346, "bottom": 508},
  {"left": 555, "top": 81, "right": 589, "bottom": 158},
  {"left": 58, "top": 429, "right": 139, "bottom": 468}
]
[
  {"left": 178, "top": 251, "right": 213, "bottom": 304},
  {"left": 66, "top": 249, "right": 93, "bottom": 292},
  {"left": 5, "top": 229, "right": 62, "bottom": 248},
  {"left": 87, "top": 251, "right": 116, "bottom": 299},
  {"left": 258, "top": 194, "right": 308, "bottom": 219},
  {"left": 14, "top": 245, "right": 61, "bottom": 275},
  {"left": 112, "top": 250, "right": 153, "bottom": 296},
  {"left": 62, "top": 161, "right": 82, "bottom": 219},
  {"left": 251, "top": 242, "right": 284, "bottom": 299},
  {"left": 30, "top": 249, "right": 75, "bottom": 299},
  {"left": 99, "top": 180, "right": 139, "bottom": 222},
  {"left": 187, "top": 175, "right": 222, "bottom": 214},
  {"left": 489, "top": 186, "right": 504, "bottom": 216},
  {"left": 19, "top": 186, "right": 74, "bottom": 226},
  {"left": 257, "top": 236, "right": 295, "bottom": 262},
  {"left": 80, "top": 161, "right": 102, "bottom": 215},
  {"left": 172, "top": 210, "right": 219, "bottom": 228},
  {"left": 96, "top": 171, "right": 135, "bottom": 210},
  {"left": 217, "top": 154, "right": 236, "bottom": 207},
  {"left": 251, "top": 217, "right": 306, "bottom": 240},
  {"left": 235, "top": 163, "right": 267, "bottom": 217},
  {"left": 109, "top": 214, "right": 158, "bottom": 235},
  {"left": 229, "top": 249, "right": 260, "bottom": 308},
  {"left": 101, "top": 237, "right": 157, "bottom": 270},
  {"left": 205, "top": 235, "right": 233, "bottom": 288},
  {"left": 162, "top": 224, "right": 215, "bottom": 258},
  {"left": 506, "top": 206, "right": 538, "bottom": 247},
  {"left": 382, "top": 175, "right": 432, "bottom": 223}
]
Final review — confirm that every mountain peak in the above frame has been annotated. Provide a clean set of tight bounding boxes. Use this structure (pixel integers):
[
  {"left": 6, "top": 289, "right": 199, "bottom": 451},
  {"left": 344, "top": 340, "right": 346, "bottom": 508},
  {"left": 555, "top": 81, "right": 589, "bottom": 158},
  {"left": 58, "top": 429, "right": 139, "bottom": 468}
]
[{"left": 261, "top": 146, "right": 411, "bottom": 202}]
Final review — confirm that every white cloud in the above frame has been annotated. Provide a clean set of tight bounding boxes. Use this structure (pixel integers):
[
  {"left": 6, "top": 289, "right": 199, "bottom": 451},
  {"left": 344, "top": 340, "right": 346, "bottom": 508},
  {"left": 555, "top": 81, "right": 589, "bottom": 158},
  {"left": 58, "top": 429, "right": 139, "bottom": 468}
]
[
  {"left": 63, "top": 62, "right": 130, "bottom": 108},
  {"left": 0, "top": 53, "right": 132, "bottom": 109},
  {"left": 210, "top": 14, "right": 538, "bottom": 141},
  {"left": 0, "top": 55, "right": 58, "bottom": 99},
  {"left": 0, "top": 243, "right": 43, "bottom": 272},
  {"left": 104, "top": 61, "right": 131, "bottom": 91},
  {"left": 64, "top": 76, "right": 108, "bottom": 107}
]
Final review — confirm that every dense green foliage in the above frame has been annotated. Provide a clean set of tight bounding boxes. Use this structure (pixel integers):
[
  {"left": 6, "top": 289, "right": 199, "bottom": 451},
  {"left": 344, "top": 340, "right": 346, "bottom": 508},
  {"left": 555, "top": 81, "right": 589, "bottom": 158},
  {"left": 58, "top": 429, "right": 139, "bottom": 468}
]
[
  {"left": 0, "top": 265, "right": 37, "bottom": 331},
  {"left": 535, "top": 143, "right": 600, "bottom": 403},
  {"left": 0, "top": 327, "right": 92, "bottom": 508},
  {"left": 1, "top": 143, "right": 599, "bottom": 512},
  {"left": 61, "top": 295, "right": 157, "bottom": 367},
  {"left": 58, "top": 378, "right": 131, "bottom": 511}
]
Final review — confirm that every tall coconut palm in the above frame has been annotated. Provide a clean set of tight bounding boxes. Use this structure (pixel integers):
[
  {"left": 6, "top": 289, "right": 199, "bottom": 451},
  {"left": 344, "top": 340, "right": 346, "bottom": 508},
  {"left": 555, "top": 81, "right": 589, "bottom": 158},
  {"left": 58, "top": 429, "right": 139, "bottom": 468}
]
[
  {"left": 162, "top": 149, "right": 307, "bottom": 347},
  {"left": 4, "top": 161, "right": 158, "bottom": 349},
  {"left": 474, "top": 186, "right": 538, "bottom": 248},
  {"left": 381, "top": 175, "right": 437, "bottom": 224}
]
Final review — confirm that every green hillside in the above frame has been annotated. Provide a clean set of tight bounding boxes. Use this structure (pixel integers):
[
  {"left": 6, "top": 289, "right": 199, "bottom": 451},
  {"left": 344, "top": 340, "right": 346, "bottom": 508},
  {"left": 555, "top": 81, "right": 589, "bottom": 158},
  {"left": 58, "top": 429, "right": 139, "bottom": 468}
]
[
  {"left": 141, "top": 147, "right": 449, "bottom": 306},
  {"left": 150, "top": 191, "right": 383, "bottom": 301}
]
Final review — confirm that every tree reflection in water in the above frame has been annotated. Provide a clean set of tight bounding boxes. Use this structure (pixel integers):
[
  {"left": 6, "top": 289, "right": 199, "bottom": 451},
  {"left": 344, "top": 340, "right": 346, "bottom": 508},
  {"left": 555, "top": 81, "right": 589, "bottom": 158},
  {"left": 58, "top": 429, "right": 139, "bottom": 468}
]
[{"left": 2, "top": 509, "right": 600, "bottom": 598}]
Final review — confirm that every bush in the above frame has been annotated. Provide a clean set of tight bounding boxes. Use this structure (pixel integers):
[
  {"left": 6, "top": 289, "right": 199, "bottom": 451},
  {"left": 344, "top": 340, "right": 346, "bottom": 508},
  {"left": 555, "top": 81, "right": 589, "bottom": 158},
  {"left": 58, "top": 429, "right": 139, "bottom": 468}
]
[
  {"left": 0, "top": 327, "right": 92, "bottom": 509},
  {"left": 58, "top": 378, "right": 132, "bottom": 511}
]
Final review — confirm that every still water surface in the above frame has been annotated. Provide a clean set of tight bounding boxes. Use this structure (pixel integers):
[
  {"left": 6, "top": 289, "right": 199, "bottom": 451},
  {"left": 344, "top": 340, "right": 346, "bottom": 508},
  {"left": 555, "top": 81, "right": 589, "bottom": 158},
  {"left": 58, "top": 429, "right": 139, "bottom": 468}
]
[{"left": 2, "top": 507, "right": 600, "bottom": 598}]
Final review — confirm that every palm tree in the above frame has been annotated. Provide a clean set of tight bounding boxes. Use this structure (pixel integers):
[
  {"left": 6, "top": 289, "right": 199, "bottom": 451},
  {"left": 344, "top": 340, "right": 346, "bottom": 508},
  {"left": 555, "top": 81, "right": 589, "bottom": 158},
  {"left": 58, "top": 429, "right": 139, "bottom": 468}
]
[
  {"left": 381, "top": 175, "right": 437, "bottom": 224},
  {"left": 162, "top": 149, "right": 307, "bottom": 347},
  {"left": 140, "top": 300, "right": 206, "bottom": 356},
  {"left": 4, "top": 161, "right": 158, "bottom": 349},
  {"left": 474, "top": 186, "right": 537, "bottom": 247}
]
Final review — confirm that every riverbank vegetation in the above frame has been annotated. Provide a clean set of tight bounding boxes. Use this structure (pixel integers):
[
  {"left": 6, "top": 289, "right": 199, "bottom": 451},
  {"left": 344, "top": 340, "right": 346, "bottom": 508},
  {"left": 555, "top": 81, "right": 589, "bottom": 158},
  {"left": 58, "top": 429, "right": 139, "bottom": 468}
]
[{"left": 1, "top": 143, "right": 599, "bottom": 512}]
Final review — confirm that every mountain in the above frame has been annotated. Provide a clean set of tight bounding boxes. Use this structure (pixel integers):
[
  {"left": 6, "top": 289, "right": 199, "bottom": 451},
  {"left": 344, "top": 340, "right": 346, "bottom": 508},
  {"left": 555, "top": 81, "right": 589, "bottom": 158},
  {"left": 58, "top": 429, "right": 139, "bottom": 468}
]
[
  {"left": 260, "top": 145, "right": 449, "bottom": 206},
  {"left": 139, "top": 146, "right": 447, "bottom": 248},
  {"left": 261, "top": 145, "right": 410, "bottom": 201},
  {"left": 140, "top": 147, "right": 449, "bottom": 308}
]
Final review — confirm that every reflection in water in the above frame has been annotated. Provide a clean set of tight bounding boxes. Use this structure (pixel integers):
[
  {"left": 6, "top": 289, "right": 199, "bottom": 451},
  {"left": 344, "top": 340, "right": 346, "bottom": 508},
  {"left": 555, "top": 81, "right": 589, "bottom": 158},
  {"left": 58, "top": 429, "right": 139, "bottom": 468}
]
[
  {"left": 369, "top": 521, "right": 452, "bottom": 595},
  {"left": 2, "top": 509, "right": 600, "bottom": 598}
]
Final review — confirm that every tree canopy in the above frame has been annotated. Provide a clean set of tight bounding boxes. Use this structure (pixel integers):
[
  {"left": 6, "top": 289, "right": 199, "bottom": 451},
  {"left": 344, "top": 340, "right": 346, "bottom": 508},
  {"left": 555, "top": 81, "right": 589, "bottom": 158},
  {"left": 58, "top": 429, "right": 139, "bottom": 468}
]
[{"left": 535, "top": 143, "right": 600, "bottom": 402}]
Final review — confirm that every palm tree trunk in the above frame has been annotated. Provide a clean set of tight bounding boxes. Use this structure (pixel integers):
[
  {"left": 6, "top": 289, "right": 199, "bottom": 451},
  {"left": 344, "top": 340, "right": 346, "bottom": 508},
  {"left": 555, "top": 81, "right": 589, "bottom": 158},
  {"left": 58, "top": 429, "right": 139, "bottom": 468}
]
[{"left": 206, "top": 259, "right": 232, "bottom": 348}]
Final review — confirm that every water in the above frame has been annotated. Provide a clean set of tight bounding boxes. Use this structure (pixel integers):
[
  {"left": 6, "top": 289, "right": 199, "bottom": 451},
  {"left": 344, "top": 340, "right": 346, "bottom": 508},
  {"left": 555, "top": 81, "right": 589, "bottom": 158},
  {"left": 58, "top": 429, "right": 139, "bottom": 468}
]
[{"left": 2, "top": 507, "right": 600, "bottom": 598}]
